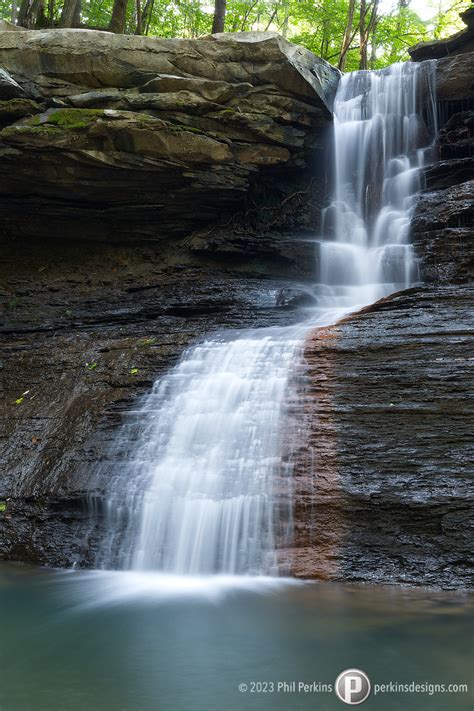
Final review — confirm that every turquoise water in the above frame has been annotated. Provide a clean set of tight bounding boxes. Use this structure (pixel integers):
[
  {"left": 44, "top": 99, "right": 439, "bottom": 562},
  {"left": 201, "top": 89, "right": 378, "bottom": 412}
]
[{"left": 0, "top": 564, "right": 472, "bottom": 711}]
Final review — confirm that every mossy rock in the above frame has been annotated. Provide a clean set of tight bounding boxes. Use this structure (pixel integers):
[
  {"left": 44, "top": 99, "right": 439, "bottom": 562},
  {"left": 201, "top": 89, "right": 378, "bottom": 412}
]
[
  {"left": 0, "top": 98, "right": 42, "bottom": 121},
  {"left": 0, "top": 108, "right": 106, "bottom": 139},
  {"left": 1, "top": 123, "right": 64, "bottom": 138},
  {"left": 165, "top": 123, "right": 204, "bottom": 135},
  {"left": 45, "top": 108, "right": 105, "bottom": 130},
  {"left": 135, "top": 112, "right": 156, "bottom": 122}
]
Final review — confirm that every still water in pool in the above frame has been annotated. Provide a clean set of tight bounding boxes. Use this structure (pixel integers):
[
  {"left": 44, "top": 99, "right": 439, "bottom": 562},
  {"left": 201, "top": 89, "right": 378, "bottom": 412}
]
[{"left": 0, "top": 564, "right": 472, "bottom": 711}]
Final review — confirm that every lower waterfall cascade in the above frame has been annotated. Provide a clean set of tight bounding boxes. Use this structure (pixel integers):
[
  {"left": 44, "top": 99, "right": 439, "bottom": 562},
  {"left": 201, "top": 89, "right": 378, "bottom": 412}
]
[{"left": 96, "top": 60, "right": 437, "bottom": 576}]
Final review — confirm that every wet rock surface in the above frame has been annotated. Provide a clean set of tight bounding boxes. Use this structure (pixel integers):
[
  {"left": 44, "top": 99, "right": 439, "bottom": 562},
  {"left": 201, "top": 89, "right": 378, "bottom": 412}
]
[
  {"left": 411, "top": 180, "right": 473, "bottom": 285},
  {"left": 290, "top": 286, "right": 473, "bottom": 589},
  {"left": 0, "top": 234, "right": 317, "bottom": 566},
  {"left": 0, "top": 29, "right": 336, "bottom": 565},
  {"left": 289, "top": 69, "right": 474, "bottom": 587},
  {"left": 411, "top": 85, "right": 473, "bottom": 288},
  {"left": 435, "top": 51, "right": 474, "bottom": 102},
  {"left": 0, "top": 30, "right": 472, "bottom": 587}
]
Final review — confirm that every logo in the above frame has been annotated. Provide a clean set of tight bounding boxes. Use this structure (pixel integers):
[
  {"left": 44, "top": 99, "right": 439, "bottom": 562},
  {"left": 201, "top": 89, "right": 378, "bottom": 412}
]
[{"left": 335, "top": 669, "right": 371, "bottom": 705}]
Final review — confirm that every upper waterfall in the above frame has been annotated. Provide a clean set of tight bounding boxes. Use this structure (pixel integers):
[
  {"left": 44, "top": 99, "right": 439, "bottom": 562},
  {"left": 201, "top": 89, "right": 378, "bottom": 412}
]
[
  {"left": 95, "top": 60, "right": 437, "bottom": 576},
  {"left": 318, "top": 60, "right": 437, "bottom": 309}
]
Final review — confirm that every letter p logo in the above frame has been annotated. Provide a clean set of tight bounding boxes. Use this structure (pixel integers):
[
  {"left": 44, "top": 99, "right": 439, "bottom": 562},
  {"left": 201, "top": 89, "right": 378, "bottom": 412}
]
[{"left": 335, "top": 669, "right": 371, "bottom": 705}]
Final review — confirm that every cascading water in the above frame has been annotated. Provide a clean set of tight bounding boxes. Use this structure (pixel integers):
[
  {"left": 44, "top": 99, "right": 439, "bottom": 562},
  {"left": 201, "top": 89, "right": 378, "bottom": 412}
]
[
  {"left": 96, "top": 60, "right": 436, "bottom": 577},
  {"left": 98, "top": 334, "right": 303, "bottom": 574},
  {"left": 317, "top": 61, "right": 436, "bottom": 309}
]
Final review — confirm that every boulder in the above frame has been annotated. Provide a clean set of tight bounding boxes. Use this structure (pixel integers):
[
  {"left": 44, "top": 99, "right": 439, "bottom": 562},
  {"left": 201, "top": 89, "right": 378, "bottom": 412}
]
[
  {"left": 0, "top": 29, "right": 339, "bottom": 241},
  {"left": 0, "top": 66, "right": 24, "bottom": 98}
]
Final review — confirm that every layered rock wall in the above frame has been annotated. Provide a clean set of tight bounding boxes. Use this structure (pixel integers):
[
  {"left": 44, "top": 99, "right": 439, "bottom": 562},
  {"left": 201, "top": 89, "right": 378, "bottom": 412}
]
[
  {"left": 0, "top": 30, "right": 337, "bottom": 566},
  {"left": 0, "top": 29, "right": 472, "bottom": 586},
  {"left": 0, "top": 28, "right": 338, "bottom": 241},
  {"left": 288, "top": 51, "right": 474, "bottom": 589}
]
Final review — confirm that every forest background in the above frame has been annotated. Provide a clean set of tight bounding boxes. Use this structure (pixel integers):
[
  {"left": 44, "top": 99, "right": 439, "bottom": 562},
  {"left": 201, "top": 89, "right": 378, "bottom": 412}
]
[{"left": 0, "top": 0, "right": 470, "bottom": 71}]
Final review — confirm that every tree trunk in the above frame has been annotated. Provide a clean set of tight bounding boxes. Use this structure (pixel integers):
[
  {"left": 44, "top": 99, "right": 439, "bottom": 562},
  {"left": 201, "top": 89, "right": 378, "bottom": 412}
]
[
  {"left": 264, "top": 7, "right": 277, "bottom": 31},
  {"left": 17, "top": 0, "right": 46, "bottom": 27},
  {"left": 134, "top": 0, "right": 142, "bottom": 34},
  {"left": 240, "top": 0, "right": 259, "bottom": 31},
  {"left": 142, "top": 0, "right": 154, "bottom": 34},
  {"left": 281, "top": 0, "right": 289, "bottom": 38},
  {"left": 73, "top": 0, "right": 81, "bottom": 26},
  {"left": 359, "top": 0, "right": 368, "bottom": 69},
  {"left": 11, "top": 0, "right": 18, "bottom": 23},
  {"left": 109, "top": 0, "right": 128, "bottom": 33},
  {"left": 370, "top": 18, "right": 378, "bottom": 68},
  {"left": 59, "top": 0, "right": 78, "bottom": 27},
  {"left": 212, "top": 0, "right": 226, "bottom": 33},
  {"left": 18, "top": 0, "right": 42, "bottom": 27},
  {"left": 320, "top": 14, "right": 329, "bottom": 57},
  {"left": 359, "top": 0, "right": 378, "bottom": 70},
  {"left": 390, "top": 0, "right": 408, "bottom": 60},
  {"left": 338, "top": 0, "right": 356, "bottom": 71},
  {"left": 36, "top": 0, "right": 47, "bottom": 26}
]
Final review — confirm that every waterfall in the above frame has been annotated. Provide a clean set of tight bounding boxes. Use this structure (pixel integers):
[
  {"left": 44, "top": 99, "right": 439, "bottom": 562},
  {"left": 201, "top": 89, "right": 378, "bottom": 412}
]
[
  {"left": 98, "top": 334, "right": 302, "bottom": 574},
  {"left": 317, "top": 61, "right": 437, "bottom": 308},
  {"left": 96, "top": 61, "right": 436, "bottom": 576}
]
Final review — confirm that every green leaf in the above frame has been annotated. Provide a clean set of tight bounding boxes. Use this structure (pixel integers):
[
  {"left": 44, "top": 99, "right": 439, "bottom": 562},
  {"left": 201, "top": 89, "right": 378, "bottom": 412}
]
[
  {"left": 14, "top": 390, "right": 29, "bottom": 405},
  {"left": 139, "top": 337, "right": 156, "bottom": 346},
  {"left": 130, "top": 368, "right": 139, "bottom": 375},
  {"left": 86, "top": 362, "right": 97, "bottom": 370},
  {"left": 0, "top": 502, "right": 6, "bottom": 513}
]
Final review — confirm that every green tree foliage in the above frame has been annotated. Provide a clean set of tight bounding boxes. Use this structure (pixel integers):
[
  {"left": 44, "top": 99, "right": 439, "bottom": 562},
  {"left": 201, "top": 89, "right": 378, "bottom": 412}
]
[{"left": 1, "top": 0, "right": 471, "bottom": 70}]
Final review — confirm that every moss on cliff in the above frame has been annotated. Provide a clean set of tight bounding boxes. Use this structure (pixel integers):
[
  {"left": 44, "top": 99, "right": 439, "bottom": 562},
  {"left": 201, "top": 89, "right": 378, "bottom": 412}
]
[
  {"left": 0, "top": 108, "right": 106, "bottom": 138},
  {"left": 45, "top": 108, "right": 104, "bottom": 129},
  {"left": 0, "top": 123, "right": 63, "bottom": 138},
  {"left": 0, "top": 99, "right": 42, "bottom": 121}
]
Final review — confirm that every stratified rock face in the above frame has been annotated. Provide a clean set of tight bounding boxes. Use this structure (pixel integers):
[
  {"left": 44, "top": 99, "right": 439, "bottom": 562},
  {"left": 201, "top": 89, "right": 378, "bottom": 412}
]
[
  {"left": 289, "top": 287, "right": 473, "bottom": 589},
  {"left": 288, "top": 49, "right": 474, "bottom": 590},
  {"left": 436, "top": 51, "right": 474, "bottom": 102},
  {"left": 0, "top": 234, "right": 318, "bottom": 567},
  {"left": 0, "top": 31, "right": 338, "bottom": 567},
  {"left": 409, "top": 5, "right": 474, "bottom": 60},
  {"left": 411, "top": 178, "right": 473, "bottom": 284},
  {"left": 0, "top": 29, "right": 339, "bottom": 241},
  {"left": 413, "top": 51, "right": 474, "bottom": 287}
]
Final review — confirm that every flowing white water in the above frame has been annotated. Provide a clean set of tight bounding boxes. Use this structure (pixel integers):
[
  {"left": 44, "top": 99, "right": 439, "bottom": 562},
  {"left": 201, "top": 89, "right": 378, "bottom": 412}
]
[
  {"left": 317, "top": 61, "right": 436, "bottom": 309},
  {"left": 96, "top": 61, "right": 436, "bottom": 577}
]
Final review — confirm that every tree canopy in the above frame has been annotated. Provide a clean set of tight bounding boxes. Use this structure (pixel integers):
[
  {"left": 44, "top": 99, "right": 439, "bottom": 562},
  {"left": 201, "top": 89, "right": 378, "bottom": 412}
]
[{"left": 2, "top": 0, "right": 471, "bottom": 71}]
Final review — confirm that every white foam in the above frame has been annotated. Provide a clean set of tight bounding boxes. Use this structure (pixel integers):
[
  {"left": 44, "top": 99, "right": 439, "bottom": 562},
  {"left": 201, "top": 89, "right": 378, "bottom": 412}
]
[{"left": 55, "top": 570, "right": 305, "bottom": 606}]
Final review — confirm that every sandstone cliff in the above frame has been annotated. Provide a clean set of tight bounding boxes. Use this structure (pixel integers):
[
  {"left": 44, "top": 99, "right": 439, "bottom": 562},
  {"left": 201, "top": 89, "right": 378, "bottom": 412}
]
[
  {"left": 0, "top": 29, "right": 338, "bottom": 566},
  {"left": 0, "top": 29, "right": 472, "bottom": 588},
  {"left": 0, "top": 28, "right": 338, "bottom": 241}
]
